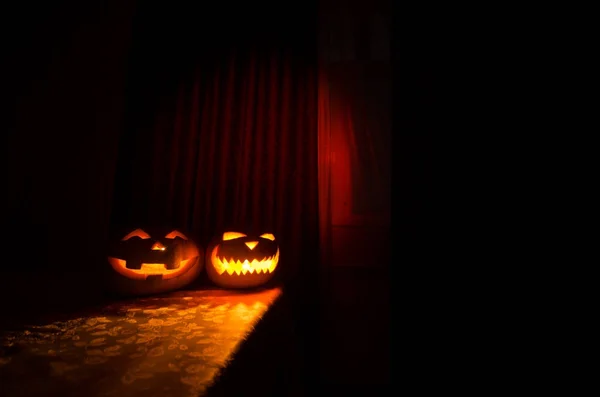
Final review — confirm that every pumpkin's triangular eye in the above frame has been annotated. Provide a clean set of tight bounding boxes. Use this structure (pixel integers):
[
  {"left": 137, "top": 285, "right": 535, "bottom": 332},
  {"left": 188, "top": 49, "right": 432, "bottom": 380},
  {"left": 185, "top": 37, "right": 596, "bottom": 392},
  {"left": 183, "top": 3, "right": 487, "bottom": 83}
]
[
  {"left": 223, "top": 232, "right": 247, "bottom": 241},
  {"left": 122, "top": 229, "right": 151, "bottom": 241},
  {"left": 260, "top": 233, "right": 275, "bottom": 241},
  {"left": 165, "top": 230, "right": 188, "bottom": 240}
]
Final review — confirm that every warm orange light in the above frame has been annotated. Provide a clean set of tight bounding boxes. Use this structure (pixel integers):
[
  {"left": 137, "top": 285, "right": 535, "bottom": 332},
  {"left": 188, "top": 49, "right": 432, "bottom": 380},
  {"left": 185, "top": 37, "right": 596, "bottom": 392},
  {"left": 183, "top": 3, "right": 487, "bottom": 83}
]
[
  {"left": 108, "top": 257, "right": 195, "bottom": 280},
  {"left": 151, "top": 242, "right": 166, "bottom": 251},
  {"left": 122, "top": 229, "right": 151, "bottom": 241},
  {"left": 260, "top": 233, "right": 275, "bottom": 241},
  {"left": 1, "top": 288, "right": 282, "bottom": 396},
  {"left": 244, "top": 241, "right": 258, "bottom": 250},
  {"left": 223, "top": 231, "right": 247, "bottom": 241},
  {"left": 210, "top": 246, "right": 279, "bottom": 276},
  {"left": 165, "top": 230, "right": 188, "bottom": 240}
]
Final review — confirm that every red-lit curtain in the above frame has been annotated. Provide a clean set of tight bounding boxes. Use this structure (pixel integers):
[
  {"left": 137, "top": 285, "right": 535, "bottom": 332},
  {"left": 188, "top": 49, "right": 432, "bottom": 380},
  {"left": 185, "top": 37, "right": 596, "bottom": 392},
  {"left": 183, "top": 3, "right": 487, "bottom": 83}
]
[
  {"left": 317, "top": 0, "right": 391, "bottom": 228},
  {"left": 112, "top": 48, "right": 319, "bottom": 281},
  {"left": 317, "top": 67, "right": 333, "bottom": 266}
]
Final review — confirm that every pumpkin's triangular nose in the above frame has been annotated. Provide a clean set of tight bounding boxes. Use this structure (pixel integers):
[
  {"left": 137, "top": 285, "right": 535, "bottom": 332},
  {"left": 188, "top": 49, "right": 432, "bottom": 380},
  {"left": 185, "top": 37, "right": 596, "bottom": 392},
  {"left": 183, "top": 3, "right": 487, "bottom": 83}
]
[
  {"left": 151, "top": 242, "right": 165, "bottom": 251},
  {"left": 245, "top": 241, "right": 258, "bottom": 250}
]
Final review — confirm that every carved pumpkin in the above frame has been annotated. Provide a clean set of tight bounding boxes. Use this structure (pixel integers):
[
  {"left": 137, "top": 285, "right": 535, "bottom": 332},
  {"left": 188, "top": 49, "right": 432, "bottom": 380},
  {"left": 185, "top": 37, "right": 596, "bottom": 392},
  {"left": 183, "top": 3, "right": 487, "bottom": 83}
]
[
  {"left": 107, "top": 228, "right": 203, "bottom": 296},
  {"left": 206, "top": 231, "right": 280, "bottom": 289}
]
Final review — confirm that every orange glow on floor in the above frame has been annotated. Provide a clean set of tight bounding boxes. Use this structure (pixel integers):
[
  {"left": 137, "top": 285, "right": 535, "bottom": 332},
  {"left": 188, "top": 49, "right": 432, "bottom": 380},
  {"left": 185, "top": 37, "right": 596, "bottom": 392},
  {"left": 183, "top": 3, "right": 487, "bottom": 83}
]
[{"left": 0, "top": 288, "right": 282, "bottom": 397}]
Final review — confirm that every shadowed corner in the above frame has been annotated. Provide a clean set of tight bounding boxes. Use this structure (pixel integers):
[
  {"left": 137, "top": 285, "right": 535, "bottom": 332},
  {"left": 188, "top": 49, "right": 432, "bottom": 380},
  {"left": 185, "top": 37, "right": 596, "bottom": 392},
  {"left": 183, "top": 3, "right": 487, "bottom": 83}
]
[{"left": 203, "top": 287, "right": 307, "bottom": 397}]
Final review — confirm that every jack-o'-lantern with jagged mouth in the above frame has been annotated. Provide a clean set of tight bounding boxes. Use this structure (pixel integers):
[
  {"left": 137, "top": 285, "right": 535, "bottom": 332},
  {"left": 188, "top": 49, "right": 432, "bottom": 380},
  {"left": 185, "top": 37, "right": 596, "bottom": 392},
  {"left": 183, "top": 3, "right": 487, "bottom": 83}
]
[{"left": 206, "top": 231, "right": 279, "bottom": 289}]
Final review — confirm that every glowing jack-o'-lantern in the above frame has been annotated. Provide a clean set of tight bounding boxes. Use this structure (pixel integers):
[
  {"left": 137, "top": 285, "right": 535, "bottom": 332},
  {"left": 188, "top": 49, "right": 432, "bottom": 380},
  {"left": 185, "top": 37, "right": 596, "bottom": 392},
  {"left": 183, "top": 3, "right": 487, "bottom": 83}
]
[
  {"left": 206, "top": 231, "right": 280, "bottom": 289},
  {"left": 107, "top": 228, "right": 203, "bottom": 296}
]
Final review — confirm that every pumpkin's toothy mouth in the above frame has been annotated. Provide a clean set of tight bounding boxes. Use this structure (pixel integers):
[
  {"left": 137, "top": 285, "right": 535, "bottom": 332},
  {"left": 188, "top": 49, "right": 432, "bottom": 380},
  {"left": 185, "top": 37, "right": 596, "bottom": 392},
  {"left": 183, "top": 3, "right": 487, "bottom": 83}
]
[
  {"left": 108, "top": 257, "right": 197, "bottom": 280},
  {"left": 211, "top": 247, "right": 279, "bottom": 276}
]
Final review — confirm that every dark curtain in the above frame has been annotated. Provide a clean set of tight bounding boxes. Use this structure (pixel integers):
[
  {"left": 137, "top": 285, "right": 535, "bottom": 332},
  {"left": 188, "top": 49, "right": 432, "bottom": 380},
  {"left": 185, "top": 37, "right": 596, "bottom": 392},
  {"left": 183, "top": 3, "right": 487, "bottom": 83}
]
[{"left": 110, "top": 3, "right": 319, "bottom": 284}]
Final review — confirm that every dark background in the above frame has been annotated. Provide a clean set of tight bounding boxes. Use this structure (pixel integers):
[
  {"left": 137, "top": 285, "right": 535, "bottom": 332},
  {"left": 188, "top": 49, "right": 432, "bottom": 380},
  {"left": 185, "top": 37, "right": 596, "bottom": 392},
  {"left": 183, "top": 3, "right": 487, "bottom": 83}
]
[
  {"left": 1, "top": 1, "right": 137, "bottom": 276},
  {"left": 0, "top": 0, "right": 398, "bottom": 281},
  {"left": 0, "top": 0, "right": 434, "bottom": 391}
]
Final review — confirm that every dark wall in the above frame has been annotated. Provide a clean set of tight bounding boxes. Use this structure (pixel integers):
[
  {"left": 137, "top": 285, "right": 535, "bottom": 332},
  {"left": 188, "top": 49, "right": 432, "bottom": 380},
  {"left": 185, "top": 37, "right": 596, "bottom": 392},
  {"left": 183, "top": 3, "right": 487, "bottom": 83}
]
[
  {"left": 117, "top": 0, "right": 317, "bottom": 125},
  {"left": 0, "top": 1, "right": 137, "bottom": 274}
]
